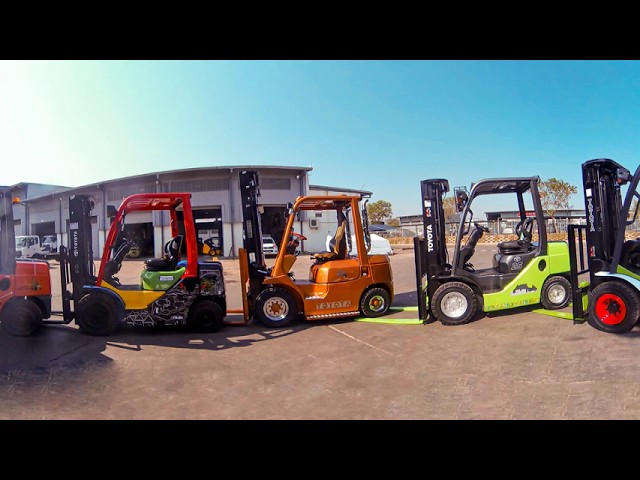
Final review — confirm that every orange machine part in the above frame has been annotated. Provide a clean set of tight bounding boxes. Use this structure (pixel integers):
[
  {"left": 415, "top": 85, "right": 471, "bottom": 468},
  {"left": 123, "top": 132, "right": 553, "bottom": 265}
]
[
  {"left": 224, "top": 247, "right": 251, "bottom": 326},
  {"left": 13, "top": 260, "right": 51, "bottom": 297}
]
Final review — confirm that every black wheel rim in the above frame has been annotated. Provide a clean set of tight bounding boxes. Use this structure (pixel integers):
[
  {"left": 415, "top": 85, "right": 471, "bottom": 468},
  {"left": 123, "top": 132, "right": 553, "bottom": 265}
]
[
  {"left": 85, "top": 304, "right": 111, "bottom": 330},
  {"left": 197, "top": 309, "right": 217, "bottom": 328}
]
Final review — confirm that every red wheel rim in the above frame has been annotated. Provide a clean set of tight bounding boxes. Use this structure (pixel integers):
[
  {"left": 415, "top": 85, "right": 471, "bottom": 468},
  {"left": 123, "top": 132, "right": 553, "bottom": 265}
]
[{"left": 594, "top": 293, "right": 627, "bottom": 325}]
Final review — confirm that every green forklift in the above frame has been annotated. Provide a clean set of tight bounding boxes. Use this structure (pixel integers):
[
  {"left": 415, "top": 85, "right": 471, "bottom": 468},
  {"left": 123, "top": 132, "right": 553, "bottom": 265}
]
[{"left": 414, "top": 176, "right": 573, "bottom": 325}]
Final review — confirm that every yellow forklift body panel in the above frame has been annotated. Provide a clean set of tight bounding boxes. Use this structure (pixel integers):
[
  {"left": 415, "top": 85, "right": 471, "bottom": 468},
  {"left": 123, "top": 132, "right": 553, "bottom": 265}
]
[{"left": 100, "top": 281, "right": 165, "bottom": 310}]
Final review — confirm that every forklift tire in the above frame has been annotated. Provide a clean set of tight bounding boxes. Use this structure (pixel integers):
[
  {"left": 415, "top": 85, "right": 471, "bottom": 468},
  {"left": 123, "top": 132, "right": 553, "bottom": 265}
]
[
  {"left": 0, "top": 299, "right": 42, "bottom": 336},
  {"left": 588, "top": 281, "right": 640, "bottom": 334},
  {"left": 254, "top": 288, "right": 298, "bottom": 328},
  {"left": 188, "top": 299, "right": 225, "bottom": 333},
  {"left": 360, "top": 287, "right": 391, "bottom": 318},
  {"left": 431, "top": 281, "right": 478, "bottom": 326},
  {"left": 540, "top": 275, "right": 572, "bottom": 310},
  {"left": 76, "top": 292, "right": 123, "bottom": 336}
]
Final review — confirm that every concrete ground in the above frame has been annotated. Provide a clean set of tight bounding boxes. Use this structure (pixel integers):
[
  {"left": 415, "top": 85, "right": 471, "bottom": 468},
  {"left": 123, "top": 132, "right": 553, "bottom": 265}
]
[{"left": 2, "top": 244, "right": 640, "bottom": 419}]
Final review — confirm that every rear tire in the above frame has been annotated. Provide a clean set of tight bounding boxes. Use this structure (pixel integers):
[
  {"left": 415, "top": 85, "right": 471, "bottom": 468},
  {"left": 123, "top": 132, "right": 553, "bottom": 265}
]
[
  {"left": 431, "top": 281, "right": 478, "bottom": 326},
  {"left": 360, "top": 287, "right": 390, "bottom": 318},
  {"left": 76, "top": 292, "right": 123, "bottom": 336},
  {"left": 188, "top": 299, "right": 225, "bottom": 333},
  {"left": 1, "top": 300, "right": 42, "bottom": 336},
  {"left": 540, "top": 275, "right": 571, "bottom": 310},
  {"left": 254, "top": 288, "right": 298, "bottom": 328},
  {"left": 588, "top": 281, "right": 640, "bottom": 334}
]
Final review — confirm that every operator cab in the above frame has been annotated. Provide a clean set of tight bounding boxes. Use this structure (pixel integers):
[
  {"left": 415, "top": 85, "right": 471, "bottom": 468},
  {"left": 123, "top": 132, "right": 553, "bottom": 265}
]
[
  {"left": 100, "top": 198, "right": 193, "bottom": 293},
  {"left": 453, "top": 178, "right": 544, "bottom": 291},
  {"left": 615, "top": 165, "right": 640, "bottom": 275},
  {"left": 312, "top": 208, "right": 349, "bottom": 264},
  {"left": 309, "top": 202, "right": 360, "bottom": 284}
]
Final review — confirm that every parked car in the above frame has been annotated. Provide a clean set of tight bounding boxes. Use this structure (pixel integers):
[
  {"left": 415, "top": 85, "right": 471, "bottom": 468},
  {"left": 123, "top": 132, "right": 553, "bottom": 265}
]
[
  {"left": 262, "top": 235, "right": 279, "bottom": 257},
  {"left": 41, "top": 234, "right": 58, "bottom": 253},
  {"left": 15, "top": 235, "right": 46, "bottom": 258},
  {"left": 326, "top": 233, "right": 393, "bottom": 256}
]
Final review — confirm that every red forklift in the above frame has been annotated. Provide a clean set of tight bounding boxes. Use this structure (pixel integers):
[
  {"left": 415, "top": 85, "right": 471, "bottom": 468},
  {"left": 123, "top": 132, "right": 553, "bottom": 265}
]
[
  {"left": 0, "top": 186, "right": 53, "bottom": 336},
  {"left": 568, "top": 158, "right": 640, "bottom": 333},
  {"left": 58, "top": 193, "right": 227, "bottom": 336},
  {"left": 2, "top": 192, "right": 226, "bottom": 336}
]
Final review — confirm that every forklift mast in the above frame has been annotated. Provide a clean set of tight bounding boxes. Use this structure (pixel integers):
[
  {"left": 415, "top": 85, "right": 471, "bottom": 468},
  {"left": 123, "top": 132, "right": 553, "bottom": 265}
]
[
  {"left": 239, "top": 170, "right": 266, "bottom": 267},
  {"left": 414, "top": 178, "right": 450, "bottom": 320},
  {"left": 420, "top": 178, "right": 451, "bottom": 276},
  {"left": 0, "top": 186, "right": 16, "bottom": 276},
  {"left": 64, "top": 195, "right": 97, "bottom": 306},
  {"left": 239, "top": 170, "right": 268, "bottom": 305},
  {"left": 581, "top": 158, "right": 631, "bottom": 280}
]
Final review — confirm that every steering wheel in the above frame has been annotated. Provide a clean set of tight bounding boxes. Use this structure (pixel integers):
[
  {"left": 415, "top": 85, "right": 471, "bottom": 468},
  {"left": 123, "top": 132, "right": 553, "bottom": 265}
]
[
  {"left": 516, "top": 217, "right": 535, "bottom": 241},
  {"left": 291, "top": 231, "right": 307, "bottom": 241}
]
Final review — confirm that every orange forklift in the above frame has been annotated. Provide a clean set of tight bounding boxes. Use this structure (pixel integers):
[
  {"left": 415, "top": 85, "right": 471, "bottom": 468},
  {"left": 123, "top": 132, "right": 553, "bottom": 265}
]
[
  {"left": 236, "top": 170, "right": 394, "bottom": 327},
  {"left": 0, "top": 186, "right": 52, "bottom": 336}
]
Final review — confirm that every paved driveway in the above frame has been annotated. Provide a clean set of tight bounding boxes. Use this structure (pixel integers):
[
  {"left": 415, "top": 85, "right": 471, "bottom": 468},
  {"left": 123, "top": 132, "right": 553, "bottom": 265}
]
[{"left": 2, "top": 245, "right": 640, "bottom": 419}]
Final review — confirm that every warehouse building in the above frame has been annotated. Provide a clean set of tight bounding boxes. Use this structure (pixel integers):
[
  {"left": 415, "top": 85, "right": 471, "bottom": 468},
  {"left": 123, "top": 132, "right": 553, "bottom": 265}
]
[{"left": 12, "top": 166, "right": 371, "bottom": 258}]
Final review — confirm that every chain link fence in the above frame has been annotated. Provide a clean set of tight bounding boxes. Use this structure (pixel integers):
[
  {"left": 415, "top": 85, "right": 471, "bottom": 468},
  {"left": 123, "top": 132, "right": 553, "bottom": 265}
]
[{"left": 378, "top": 218, "right": 601, "bottom": 244}]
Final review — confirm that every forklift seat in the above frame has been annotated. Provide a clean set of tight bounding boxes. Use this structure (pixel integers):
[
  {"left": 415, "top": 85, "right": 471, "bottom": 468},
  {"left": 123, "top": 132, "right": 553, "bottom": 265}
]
[
  {"left": 498, "top": 217, "right": 534, "bottom": 254},
  {"left": 145, "top": 235, "right": 184, "bottom": 272},
  {"left": 309, "top": 215, "right": 348, "bottom": 283},
  {"left": 312, "top": 219, "right": 347, "bottom": 263},
  {"left": 458, "top": 225, "right": 484, "bottom": 270}
]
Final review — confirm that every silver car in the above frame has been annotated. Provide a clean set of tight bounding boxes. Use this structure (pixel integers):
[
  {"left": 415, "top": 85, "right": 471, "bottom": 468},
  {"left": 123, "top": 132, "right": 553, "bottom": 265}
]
[{"left": 262, "top": 235, "right": 279, "bottom": 257}]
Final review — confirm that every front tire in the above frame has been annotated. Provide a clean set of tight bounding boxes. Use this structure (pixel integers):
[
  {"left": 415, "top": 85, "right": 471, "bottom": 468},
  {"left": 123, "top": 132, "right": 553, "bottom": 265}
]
[
  {"left": 188, "top": 300, "right": 225, "bottom": 333},
  {"left": 254, "top": 288, "right": 298, "bottom": 328},
  {"left": 588, "top": 281, "right": 640, "bottom": 334},
  {"left": 75, "top": 292, "right": 123, "bottom": 336},
  {"left": 360, "top": 287, "right": 390, "bottom": 318},
  {"left": 540, "top": 275, "right": 571, "bottom": 310},
  {"left": 431, "top": 281, "right": 478, "bottom": 326},
  {"left": 1, "top": 299, "right": 42, "bottom": 336}
]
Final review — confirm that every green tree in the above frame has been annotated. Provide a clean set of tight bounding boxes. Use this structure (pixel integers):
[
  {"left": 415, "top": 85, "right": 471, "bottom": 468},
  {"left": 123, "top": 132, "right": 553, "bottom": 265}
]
[
  {"left": 443, "top": 196, "right": 457, "bottom": 221},
  {"left": 386, "top": 218, "right": 400, "bottom": 227},
  {"left": 538, "top": 177, "right": 577, "bottom": 231},
  {"left": 367, "top": 200, "right": 393, "bottom": 223}
]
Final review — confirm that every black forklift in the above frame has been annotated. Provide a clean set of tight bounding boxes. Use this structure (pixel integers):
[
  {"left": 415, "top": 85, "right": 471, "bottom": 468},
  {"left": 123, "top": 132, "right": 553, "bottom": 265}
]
[
  {"left": 414, "top": 176, "right": 573, "bottom": 325},
  {"left": 567, "top": 158, "right": 640, "bottom": 334}
]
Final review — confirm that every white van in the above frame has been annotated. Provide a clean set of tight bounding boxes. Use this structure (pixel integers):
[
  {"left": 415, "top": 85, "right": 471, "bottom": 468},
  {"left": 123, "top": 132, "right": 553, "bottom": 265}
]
[
  {"left": 326, "top": 233, "right": 394, "bottom": 256},
  {"left": 15, "top": 235, "right": 47, "bottom": 259},
  {"left": 42, "top": 234, "right": 58, "bottom": 253}
]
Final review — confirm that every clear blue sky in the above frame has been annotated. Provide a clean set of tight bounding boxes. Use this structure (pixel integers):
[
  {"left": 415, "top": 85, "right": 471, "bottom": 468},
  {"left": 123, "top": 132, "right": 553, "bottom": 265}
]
[{"left": 1, "top": 60, "right": 639, "bottom": 217}]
